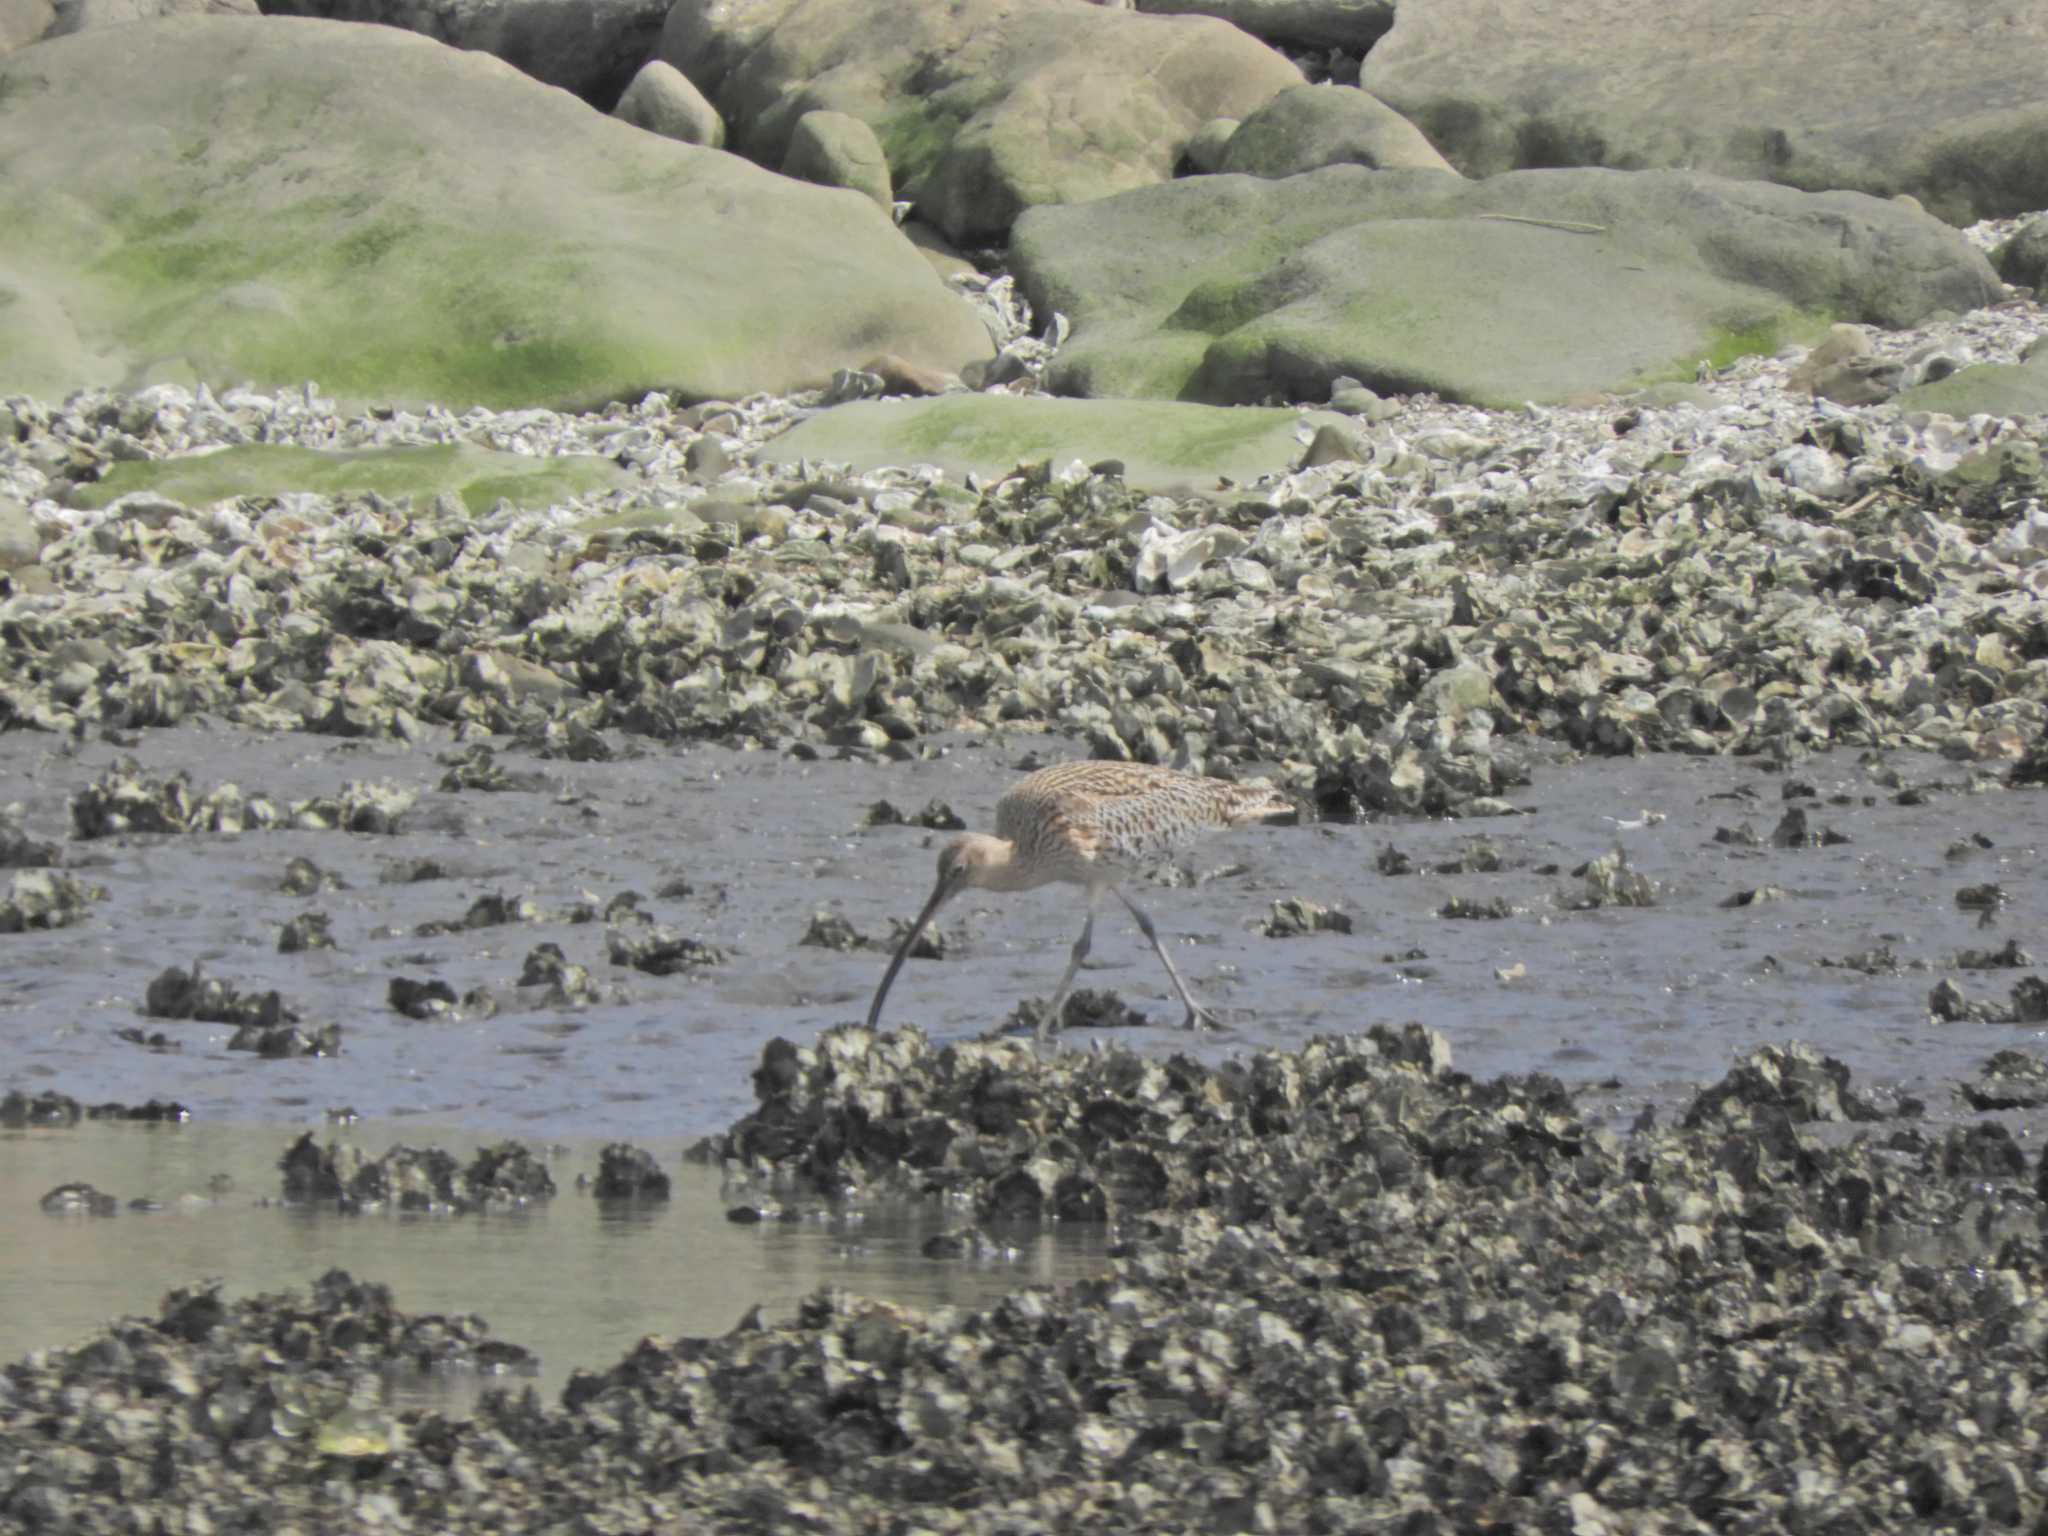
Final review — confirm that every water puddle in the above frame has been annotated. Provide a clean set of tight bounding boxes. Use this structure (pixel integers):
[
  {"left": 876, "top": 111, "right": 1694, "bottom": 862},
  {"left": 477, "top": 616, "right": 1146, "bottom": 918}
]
[{"left": 0, "top": 1119, "right": 1110, "bottom": 1405}]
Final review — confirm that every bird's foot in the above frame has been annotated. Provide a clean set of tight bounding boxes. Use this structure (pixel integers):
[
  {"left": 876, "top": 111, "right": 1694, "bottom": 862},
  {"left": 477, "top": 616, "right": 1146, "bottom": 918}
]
[{"left": 1182, "top": 1006, "right": 1223, "bottom": 1032}]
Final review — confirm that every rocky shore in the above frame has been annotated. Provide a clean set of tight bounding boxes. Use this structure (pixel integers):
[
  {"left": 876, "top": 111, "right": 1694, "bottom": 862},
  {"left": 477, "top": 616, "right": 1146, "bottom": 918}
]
[
  {"left": 5, "top": 0, "right": 2048, "bottom": 1528},
  {"left": 5, "top": 278, "right": 2046, "bottom": 818},
  {"left": 10, "top": 1029, "right": 2048, "bottom": 1531},
  {"left": 4, "top": 198, "right": 2048, "bottom": 1536},
  {"left": 5, "top": 246, "right": 2047, "bottom": 1536}
]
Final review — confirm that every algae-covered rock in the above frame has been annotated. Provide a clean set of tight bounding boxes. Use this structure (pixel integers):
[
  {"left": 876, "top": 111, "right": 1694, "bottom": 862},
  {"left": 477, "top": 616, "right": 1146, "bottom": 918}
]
[
  {"left": 760, "top": 395, "right": 1343, "bottom": 489},
  {"left": 1359, "top": 0, "right": 2048, "bottom": 224},
  {"left": 1218, "top": 82, "right": 1456, "bottom": 178},
  {"left": 69, "top": 443, "right": 632, "bottom": 516},
  {"left": 1011, "top": 165, "right": 1999, "bottom": 407},
  {"left": 658, "top": 0, "right": 1304, "bottom": 243},
  {"left": 0, "top": 16, "right": 989, "bottom": 410},
  {"left": 1893, "top": 350, "right": 2048, "bottom": 419}
]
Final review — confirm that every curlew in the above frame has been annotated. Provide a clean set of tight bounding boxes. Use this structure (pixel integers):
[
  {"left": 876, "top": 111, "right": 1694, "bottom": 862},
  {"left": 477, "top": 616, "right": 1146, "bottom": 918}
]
[{"left": 865, "top": 760, "right": 1295, "bottom": 1040}]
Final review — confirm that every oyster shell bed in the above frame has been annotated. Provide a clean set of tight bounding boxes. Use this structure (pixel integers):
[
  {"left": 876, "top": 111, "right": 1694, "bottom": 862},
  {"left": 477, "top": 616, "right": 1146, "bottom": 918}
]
[
  {"left": 3, "top": 269, "right": 2046, "bottom": 813},
  {"left": 13, "top": 1027, "right": 2048, "bottom": 1530}
]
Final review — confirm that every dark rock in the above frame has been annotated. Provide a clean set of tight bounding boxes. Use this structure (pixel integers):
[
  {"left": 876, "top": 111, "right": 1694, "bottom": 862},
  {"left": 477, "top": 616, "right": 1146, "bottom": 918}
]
[
  {"left": 799, "top": 910, "right": 869, "bottom": 951},
  {"left": 277, "top": 911, "right": 335, "bottom": 952},
  {"left": 593, "top": 1143, "right": 670, "bottom": 1200},
  {"left": 144, "top": 963, "right": 296, "bottom": 1028},
  {"left": 228, "top": 1020, "right": 341, "bottom": 1057},
  {"left": 605, "top": 925, "right": 727, "bottom": 976},
  {"left": 1261, "top": 896, "right": 1354, "bottom": 934},
  {"left": 39, "top": 1181, "right": 118, "bottom": 1215},
  {"left": 1, "top": 1088, "right": 84, "bottom": 1126},
  {"left": 388, "top": 976, "right": 459, "bottom": 1019},
  {"left": 1683, "top": 1042, "right": 1888, "bottom": 1127}
]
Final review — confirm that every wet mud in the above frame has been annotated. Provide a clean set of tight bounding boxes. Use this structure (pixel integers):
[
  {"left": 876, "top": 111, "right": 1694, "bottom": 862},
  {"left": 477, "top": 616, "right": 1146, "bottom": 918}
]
[{"left": 1, "top": 723, "right": 2041, "bottom": 1139}]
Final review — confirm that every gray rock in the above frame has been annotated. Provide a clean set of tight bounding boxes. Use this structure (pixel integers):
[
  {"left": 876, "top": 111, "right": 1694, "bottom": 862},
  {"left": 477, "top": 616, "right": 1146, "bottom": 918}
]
[
  {"left": 684, "top": 435, "right": 730, "bottom": 482},
  {"left": 1180, "top": 117, "right": 1238, "bottom": 174},
  {"left": 0, "top": 0, "right": 54, "bottom": 51},
  {"left": 1297, "top": 421, "right": 1368, "bottom": 467},
  {"left": 1135, "top": 0, "right": 1391, "bottom": 52},
  {"left": 0, "top": 496, "right": 38, "bottom": 571},
  {"left": 1012, "top": 166, "right": 2000, "bottom": 407},
  {"left": 901, "top": 220, "right": 978, "bottom": 279},
  {"left": 782, "top": 109, "right": 893, "bottom": 212},
  {"left": 1218, "top": 83, "right": 1456, "bottom": 178},
  {"left": 1787, "top": 324, "right": 1905, "bottom": 405},
  {"left": 1993, "top": 216, "right": 2048, "bottom": 293},
  {"left": 1359, "top": 0, "right": 2048, "bottom": 223},
  {"left": 1894, "top": 348, "right": 2048, "bottom": 419},
  {"left": 611, "top": 58, "right": 724, "bottom": 148},
  {"left": 0, "top": 17, "right": 991, "bottom": 410},
  {"left": 658, "top": 0, "right": 1304, "bottom": 243},
  {"left": 45, "top": 0, "right": 251, "bottom": 35},
  {"left": 261, "top": 0, "right": 666, "bottom": 103}
]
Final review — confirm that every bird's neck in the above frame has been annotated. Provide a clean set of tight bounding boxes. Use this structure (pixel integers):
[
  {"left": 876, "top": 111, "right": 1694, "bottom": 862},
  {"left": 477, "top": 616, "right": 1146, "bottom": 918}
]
[{"left": 964, "top": 837, "right": 1047, "bottom": 893}]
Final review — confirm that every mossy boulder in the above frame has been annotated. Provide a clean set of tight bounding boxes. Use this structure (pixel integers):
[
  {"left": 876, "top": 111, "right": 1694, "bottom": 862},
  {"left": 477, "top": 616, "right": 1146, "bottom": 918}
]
[
  {"left": 658, "top": 0, "right": 1304, "bottom": 243},
  {"left": 1359, "top": 0, "right": 2048, "bottom": 224},
  {"left": 1894, "top": 350, "right": 2048, "bottom": 420},
  {"left": 0, "top": 16, "right": 989, "bottom": 410},
  {"left": 1011, "top": 166, "right": 2000, "bottom": 407}
]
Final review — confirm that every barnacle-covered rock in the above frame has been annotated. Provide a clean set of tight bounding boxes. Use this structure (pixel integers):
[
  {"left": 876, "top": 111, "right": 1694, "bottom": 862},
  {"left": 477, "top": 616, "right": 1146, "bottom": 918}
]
[
  {"left": 1260, "top": 896, "right": 1353, "bottom": 935},
  {"left": 593, "top": 1143, "right": 670, "bottom": 1200},
  {"left": 0, "top": 868, "right": 105, "bottom": 930},
  {"left": 279, "top": 1134, "right": 554, "bottom": 1212},
  {"left": 605, "top": 925, "right": 728, "bottom": 976},
  {"left": 1682, "top": 1042, "right": 1889, "bottom": 1128}
]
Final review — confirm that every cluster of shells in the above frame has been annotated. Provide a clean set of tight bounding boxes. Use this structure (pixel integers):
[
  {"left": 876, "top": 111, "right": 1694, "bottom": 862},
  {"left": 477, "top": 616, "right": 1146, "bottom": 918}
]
[
  {"left": 15, "top": 1026, "right": 2048, "bottom": 1531},
  {"left": 1, "top": 272, "right": 2042, "bottom": 815}
]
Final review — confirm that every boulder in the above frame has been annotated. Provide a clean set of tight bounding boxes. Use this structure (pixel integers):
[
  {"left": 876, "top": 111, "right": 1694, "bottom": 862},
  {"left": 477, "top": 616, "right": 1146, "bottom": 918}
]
[
  {"left": 1893, "top": 349, "right": 2048, "bottom": 419},
  {"left": 45, "top": 0, "right": 253, "bottom": 36},
  {"left": 1359, "top": 0, "right": 2048, "bottom": 224},
  {"left": 0, "top": 0, "right": 54, "bottom": 51},
  {"left": 1135, "top": 0, "right": 1390, "bottom": 54},
  {"left": 902, "top": 221, "right": 978, "bottom": 280},
  {"left": 1181, "top": 118, "right": 1238, "bottom": 175},
  {"left": 1787, "top": 325, "right": 1900, "bottom": 407},
  {"left": 658, "top": 0, "right": 1304, "bottom": 243},
  {"left": 758, "top": 395, "right": 1342, "bottom": 491},
  {"left": 783, "top": 110, "right": 893, "bottom": 213},
  {"left": 0, "top": 497, "right": 39, "bottom": 570},
  {"left": 261, "top": 0, "right": 668, "bottom": 104},
  {"left": 613, "top": 59, "right": 724, "bottom": 148},
  {"left": 0, "top": 18, "right": 991, "bottom": 410},
  {"left": 1994, "top": 217, "right": 2048, "bottom": 292},
  {"left": 1011, "top": 166, "right": 2001, "bottom": 408},
  {"left": 1218, "top": 83, "right": 1455, "bottom": 177}
]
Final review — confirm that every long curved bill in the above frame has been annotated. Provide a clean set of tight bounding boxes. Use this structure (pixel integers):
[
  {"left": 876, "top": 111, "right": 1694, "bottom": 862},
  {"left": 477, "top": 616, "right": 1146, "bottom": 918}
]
[{"left": 865, "top": 873, "right": 958, "bottom": 1029}]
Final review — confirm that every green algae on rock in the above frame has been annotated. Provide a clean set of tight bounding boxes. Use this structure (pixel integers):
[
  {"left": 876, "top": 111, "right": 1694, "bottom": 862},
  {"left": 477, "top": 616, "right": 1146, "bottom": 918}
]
[
  {"left": 0, "top": 16, "right": 990, "bottom": 410},
  {"left": 761, "top": 395, "right": 1346, "bottom": 489},
  {"left": 1011, "top": 166, "right": 1997, "bottom": 407},
  {"left": 70, "top": 443, "right": 633, "bottom": 517}
]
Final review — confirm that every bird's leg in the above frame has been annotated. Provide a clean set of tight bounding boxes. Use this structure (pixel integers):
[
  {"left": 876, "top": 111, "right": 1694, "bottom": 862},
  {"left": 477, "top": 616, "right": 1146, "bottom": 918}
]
[
  {"left": 1038, "top": 899, "right": 1098, "bottom": 1043},
  {"left": 1114, "top": 887, "right": 1218, "bottom": 1031}
]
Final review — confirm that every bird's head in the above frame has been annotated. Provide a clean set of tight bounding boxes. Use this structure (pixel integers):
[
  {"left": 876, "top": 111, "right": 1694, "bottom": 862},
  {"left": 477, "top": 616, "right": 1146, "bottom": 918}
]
[{"left": 934, "top": 832, "right": 1008, "bottom": 895}]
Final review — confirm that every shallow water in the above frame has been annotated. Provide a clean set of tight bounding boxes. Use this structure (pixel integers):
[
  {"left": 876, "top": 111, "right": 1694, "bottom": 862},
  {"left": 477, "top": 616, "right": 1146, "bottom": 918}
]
[
  {"left": 3, "top": 722, "right": 2044, "bottom": 1384},
  {"left": 0, "top": 1118, "right": 1106, "bottom": 1406}
]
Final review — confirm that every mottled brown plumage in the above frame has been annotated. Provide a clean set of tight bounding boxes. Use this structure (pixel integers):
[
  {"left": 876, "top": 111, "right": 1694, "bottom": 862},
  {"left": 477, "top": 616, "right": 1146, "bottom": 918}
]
[{"left": 866, "top": 761, "right": 1294, "bottom": 1039}]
